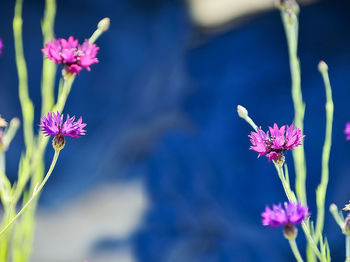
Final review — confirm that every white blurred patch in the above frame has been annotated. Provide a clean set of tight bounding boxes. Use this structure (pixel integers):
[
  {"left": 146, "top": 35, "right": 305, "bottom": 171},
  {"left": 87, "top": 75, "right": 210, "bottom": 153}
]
[
  {"left": 32, "top": 180, "right": 149, "bottom": 262},
  {"left": 187, "top": 0, "right": 316, "bottom": 28}
]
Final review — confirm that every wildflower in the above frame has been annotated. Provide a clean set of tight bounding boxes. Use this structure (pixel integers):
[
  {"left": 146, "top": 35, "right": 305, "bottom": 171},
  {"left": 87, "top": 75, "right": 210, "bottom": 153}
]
[
  {"left": 41, "top": 36, "right": 99, "bottom": 74},
  {"left": 40, "top": 112, "right": 86, "bottom": 151},
  {"left": 262, "top": 202, "right": 310, "bottom": 240},
  {"left": 344, "top": 201, "right": 350, "bottom": 211},
  {"left": 0, "top": 38, "right": 3, "bottom": 56},
  {"left": 345, "top": 122, "right": 350, "bottom": 140},
  {"left": 248, "top": 123, "right": 305, "bottom": 162}
]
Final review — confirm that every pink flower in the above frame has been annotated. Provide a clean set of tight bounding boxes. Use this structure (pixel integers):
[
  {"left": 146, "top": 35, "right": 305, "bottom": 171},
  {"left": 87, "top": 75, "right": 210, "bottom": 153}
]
[
  {"left": 248, "top": 123, "right": 305, "bottom": 161},
  {"left": 42, "top": 36, "right": 99, "bottom": 74},
  {"left": 345, "top": 122, "right": 350, "bottom": 140},
  {"left": 0, "top": 38, "right": 3, "bottom": 56}
]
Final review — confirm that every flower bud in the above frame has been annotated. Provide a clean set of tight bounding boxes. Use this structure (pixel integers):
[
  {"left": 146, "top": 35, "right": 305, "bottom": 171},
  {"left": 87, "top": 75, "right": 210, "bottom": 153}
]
[
  {"left": 343, "top": 214, "right": 350, "bottom": 236},
  {"left": 283, "top": 223, "right": 298, "bottom": 240},
  {"left": 237, "top": 105, "right": 248, "bottom": 119},
  {"left": 52, "top": 134, "right": 65, "bottom": 151},
  {"left": 98, "top": 17, "right": 110, "bottom": 32},
  {"left": 318, "top": 61, "right": 328, "bottom": 73}
]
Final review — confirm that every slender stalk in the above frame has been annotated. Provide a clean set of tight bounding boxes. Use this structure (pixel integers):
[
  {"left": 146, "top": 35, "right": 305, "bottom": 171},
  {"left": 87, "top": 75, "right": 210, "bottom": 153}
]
[
  {"left": 13, "top": 0, "right": 34, "bottom": 154},
  {"left": 275, "top": 163, "right": 296, "bottom": 203},
  {"left": 0, "top": 150, "right": 60, "bottom": 237},
  {"left": 280, "top": 2, "right": 307, "bottom": 207},
  {"left": 41, "top": 0, "right": 57, "bottom": 116},
  {"left": 274, "top": 162, "right": 324, "bottom": 261},
  {"left": 0, "top": 152, "right": 5, "bottom": 174},
  {"left": 329, "top": 204, "right": 344, "bottom": 229},
  {"left": 289, "top": 239, "right": 304, "bottom": 262},
  {"left": 346, "top": 236, "right": 350, "bottom": 262},
  {"left": 314, "top": 62, "right": 333, "bottom": 244},
  {"left": 52, "top": 74, "right": 75, "bottom": 113}
]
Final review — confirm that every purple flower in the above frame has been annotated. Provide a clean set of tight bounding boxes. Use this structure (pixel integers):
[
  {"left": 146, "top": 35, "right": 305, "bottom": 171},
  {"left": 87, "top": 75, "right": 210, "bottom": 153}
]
[
  {"left": 261, "top": 202, "right": 310, "bottom": 228},
  {"left": 248, "top": 123, "right": 305, "bottom": 161},
  {"left": 0, "top": 38, "right": 3, "bottom": 56},
  {"left": 40, "top": 112, "right": 86, "bottom": 150},
  {"left": 40, "top": 112, "right": 86, "bottom": 138},
  {"left": 345, "top": 122, "right": 350, "bottom": 140},
  {"left": 42, "top": 36, "right": 99, "bottom": 74}
]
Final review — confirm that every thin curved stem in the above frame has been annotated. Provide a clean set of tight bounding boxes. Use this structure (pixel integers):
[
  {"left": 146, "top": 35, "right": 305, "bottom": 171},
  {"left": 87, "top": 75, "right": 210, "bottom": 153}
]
[
  {"left": 346, "top": 236, "right": 350, "bottom": 262},
  {"left": 274, "top": 163, "right": 324, "bottom": 261},
  {"left": 0, "top": 150, "right": 60, "bottom": 237},
  {"left": 289, "top": 239, "right": 304, "bottom": 262}
]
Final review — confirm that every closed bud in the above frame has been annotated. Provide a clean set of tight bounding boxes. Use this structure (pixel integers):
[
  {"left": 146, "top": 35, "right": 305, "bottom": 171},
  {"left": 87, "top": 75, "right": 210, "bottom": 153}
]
[
  {"left": 98, "top": 17, "right": 110, "bottom": 32},
  {"left": 283, "top": 223, "right": 298, "bottom": 240},
  {"left": 237, "top": 105, "right": 248, "bottom": 119},
  {"left": 318, "top": 61, "right": 328, "bottom": 73},
  {"left": 52, "top": 134, "right": 65, "bottom": 151}
]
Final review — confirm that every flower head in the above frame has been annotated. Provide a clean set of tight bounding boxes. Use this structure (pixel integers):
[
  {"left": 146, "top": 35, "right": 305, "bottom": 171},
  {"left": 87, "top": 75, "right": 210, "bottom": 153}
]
[
  {"left": 0, "top": 38, "right": 3, "bottom": 56},
  {"left": 42, "top": 36, "right": 99, "bottom": 74},
  {"left": 262, "top": 202, "right": 310, "bottom": 228},
  {"left": 345, "top": 122, "right": 350, "bottom": 140},
  {"left": 40, "top": 112, "right": 86, "bottom": 151},
  {"left": 248, "top": 123, "right": 305, "bottom": 162}
]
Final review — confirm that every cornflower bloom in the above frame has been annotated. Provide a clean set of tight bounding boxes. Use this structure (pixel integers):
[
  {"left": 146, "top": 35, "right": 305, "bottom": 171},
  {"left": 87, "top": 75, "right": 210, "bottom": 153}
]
[
  {"left": 0, "top": 38, "right": 3, "bottom": 56},
  {"left": 249, "top": 123, "right": 305, "bottom": 162},
  {"left": 40, "top": 112, "right": 86, "bottom": 151},
  {"left": 262, "top": 202, "right": 310, "bottom": 240},
  {"left": 42, "top": 36, "right": 99, "bottom": 74},
  {"left": 345, "top": 122, "right": 350, "bottom": 140}
]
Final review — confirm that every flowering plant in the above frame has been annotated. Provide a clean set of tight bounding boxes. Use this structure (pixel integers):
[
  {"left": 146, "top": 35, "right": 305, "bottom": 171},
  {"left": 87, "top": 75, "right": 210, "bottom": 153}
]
[
  {"left": 237, "top": 0, "right": 350, "bottom": 261},
  {"left": 0, "top": 0, "right": 109, "bottom": 260}
]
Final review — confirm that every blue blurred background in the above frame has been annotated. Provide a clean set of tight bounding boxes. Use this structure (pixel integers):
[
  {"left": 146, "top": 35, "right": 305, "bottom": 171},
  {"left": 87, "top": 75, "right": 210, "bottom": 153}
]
[{"left": 1, "top": 0, "right": 350, "bottom": 261}]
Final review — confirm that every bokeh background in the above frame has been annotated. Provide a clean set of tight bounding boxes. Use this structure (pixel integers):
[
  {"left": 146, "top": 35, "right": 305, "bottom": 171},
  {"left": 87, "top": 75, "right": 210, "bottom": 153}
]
[{"left": 0, "top": 0, "right": 350, "bottom": 261}]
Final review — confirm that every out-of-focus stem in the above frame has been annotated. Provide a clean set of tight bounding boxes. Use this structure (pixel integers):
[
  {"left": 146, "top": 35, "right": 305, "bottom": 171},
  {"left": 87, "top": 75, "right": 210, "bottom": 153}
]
[
  {"left": 347, "top": 236, "right": 350, "bottom": 262},
  {"left": 289, "top": 239, "right": 304, "bottom": 262},
  {"left": 41, "top": 0, "right": 57, "bottom": 116},
  {"left": 0, "top": 150, "right": 60, "bottom": 237},
  {"left": 274, "top": 162, "right": 323, "bottom": 262},
  {"left": 314, "top": 61, "right": 333, "bottom": 244},
  {"left": 281, "top": 3, "right": 307, "bottom": 207},
  {"left": 13, "top": 0, "right": 34, "bottom": 154}
]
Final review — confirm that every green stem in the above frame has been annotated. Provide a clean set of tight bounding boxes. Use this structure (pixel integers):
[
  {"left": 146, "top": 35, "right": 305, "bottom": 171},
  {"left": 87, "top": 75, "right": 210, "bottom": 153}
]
[
  {"left": 301, "top": 222, "right": 323, "bottom": 262},
  {"left": 315, "top": 62, "right": 333, "bottom": 244},
  {"left": 13, "top": 0, "right": 34, "bottom": 154},
  {"left": 281, "top": 4, "right": 307, "bottom": 207},
  {"left": 0, "top": 150, "right": 60, "bottom": 237},
  {"left": 289, "top": 239, "right": 304, "bottom": 262},
  {"left": 346, "top": 236, "right": 350, "bottom": 262},
  {"left": 329, "top": 204, "right": 344, "bottom": 229},
  {"left": 275, "top": 163, "right": 296, "bottom": 203},
  {"left": 41, "top": 0, "right": 57, "bottom": 116},
  {"left": 53, "top": 74, "right": 75, "bottom": 113},
  {"left": 0, "top": 151, "right": 5, "bottom": 174},
  {"left": 274, "top": 162, "right": 324, "bottom": 261}
]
